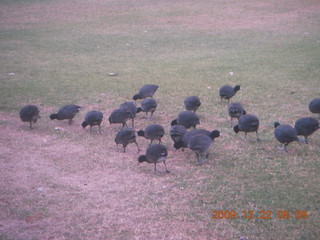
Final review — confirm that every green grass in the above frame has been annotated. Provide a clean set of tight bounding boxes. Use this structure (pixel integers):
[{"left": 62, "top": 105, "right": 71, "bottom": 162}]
[{"left": 0, "top": 0, "right": 319, "bottom": 239}]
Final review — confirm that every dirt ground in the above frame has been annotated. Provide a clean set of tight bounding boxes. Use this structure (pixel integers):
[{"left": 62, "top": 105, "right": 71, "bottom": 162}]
[
  {"left": 1, "top": 1, "right": 320, "bottom": 239},
  {"left": 0, "top": 111, "right": 226, "bottom": 240}
]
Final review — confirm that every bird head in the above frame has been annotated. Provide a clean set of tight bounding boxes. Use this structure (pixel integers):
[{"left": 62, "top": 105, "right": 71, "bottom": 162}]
[
  {"left": 81, "top": 121, "right": 88, "bottom": 128},
  {"left": 234, "top": 85, "right": 241, "bottom": 92},
  {"left": 274, "top": 122, "right": 280, "bottom": 128},
  {"left": 133, "top": 94, "right": 140, "bottom": 100},
  {"left": 233, "top": 125, "right": 240, "bottom": 134},
  {"left": 171, "top": 119, "right": 178, "bottom": 126},
  {"left": 174, "top": 141, "right": 184, "bottom": 150},
  {"left": 137, "top": 130, "right": 145, "bottom": 137},
  {"left": 210, "top": 130, "right": 220, "bottom": 140},
  {"left": 138, "top": 155, "right": 147, "bottom": 163},
  {"left": 49, "top": 114, "right": 58, "bottom": 120}
]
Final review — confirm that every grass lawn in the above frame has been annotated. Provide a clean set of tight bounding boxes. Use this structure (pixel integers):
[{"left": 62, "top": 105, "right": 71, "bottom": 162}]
[{"left": 0, "top": 0, "right": 319, "bottom": 239}]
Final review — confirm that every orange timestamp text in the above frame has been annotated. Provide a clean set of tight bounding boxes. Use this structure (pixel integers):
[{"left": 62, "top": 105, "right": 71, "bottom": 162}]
[{"left": 212, "top": 210, "right": 309, "bottom": 220}]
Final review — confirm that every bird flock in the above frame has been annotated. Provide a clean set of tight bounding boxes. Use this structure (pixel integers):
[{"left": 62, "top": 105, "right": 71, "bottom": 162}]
[{"left": 19, "top": 84, "right": 320, "bottom": 174}]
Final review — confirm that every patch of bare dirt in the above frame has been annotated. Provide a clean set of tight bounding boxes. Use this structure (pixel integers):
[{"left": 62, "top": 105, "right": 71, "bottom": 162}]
[{"left": 0, "top": 111, "right": 225, "bottom": 240}]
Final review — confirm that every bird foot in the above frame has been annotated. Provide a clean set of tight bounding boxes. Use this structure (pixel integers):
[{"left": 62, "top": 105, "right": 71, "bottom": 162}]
[
  {"left": 196, "top": 159, "right": 208, "bottom": 165},
  {"left": 202, "top": 159, "right": 208, "bottom": 164},
  {"left": 298, "top": 137, "right": 307, "bottom": 144},
  {"left": 277, "top": 146, "right": 287, "bottom": 152}
]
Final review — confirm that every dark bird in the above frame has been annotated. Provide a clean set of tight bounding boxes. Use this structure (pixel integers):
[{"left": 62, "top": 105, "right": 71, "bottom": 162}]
[
  {"left": 174, "top": 129, "right": 220, "bottom": 150},
  {"left": 171, "top": 111, "right": 200, "bottom": 129},
  {"left": 115, "top": 129, "right": 140, "bottom": 152},
  {"left": 119, "top": 101, "right": 137, "bottom": 128},
  {"left": 184, "top": 96, "right": 201, "bottom": 112},
  {"left": 137, "top": 98, "right": 157, "bottom": 119},
  {"left": 188, "top": 134, "right": 214, "bottom": 165},
  {"left": 274, "top": 122, "right": 299, "bottom": 151},
  {"left": 82, "top": 110, "right": 103, "bottom": 133},
  {"left": 50, "top": 104, "right": 81, "bottom": 125},
  {"left": 309, "top": 98, "right": 320, "bottom": 118},
  {"left": 19, "top": 105, "right": 40, "bottom": 129},
  {"left": 170, "top": 125, "right": 187, "bottom": 146},
  {"left": 294, "top": 117, "right": 319, "bottom": 144},
  {"left": 138, "top": 144, "right": 169, "bottom": 174},
  {"left": 108, "top": 108, "right": 133, "bottom": 129},
  {"left": 133, "top": 84, "right": 159, "bottom": 100},
  {"left": 228, "top": 102, "right": 246, "bottom": 126},
  {"left": 137, "top": 124, "right": 165, "bottom": 145},
  {"left": 219, "top": 85, "right": 241, "bottom": 104},
  {"left": 234, "top": 114, "right": 260, "bottom": 141}
]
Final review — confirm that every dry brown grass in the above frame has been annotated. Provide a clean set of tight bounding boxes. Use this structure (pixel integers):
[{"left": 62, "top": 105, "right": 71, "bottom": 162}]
[
  {"left": 1, "top": 0, "right": 320, "bottom": 239},
  {"left": 0, "top": 111, "right": 227, "bottom": 240}
]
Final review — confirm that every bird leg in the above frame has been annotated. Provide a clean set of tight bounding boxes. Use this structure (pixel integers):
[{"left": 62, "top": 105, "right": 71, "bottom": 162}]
[
  {"left": 134, "top": 141, "right": 140, "bottom": 152},
  {"left": 29, "top": 121, "right": 33, "bottom": 129},
  {"left": 195, "top": 153, "right": 202, "bottom": 165},
  {"left": 256, "top": 131, "right": 260, "bottom": 142},
  {"left": 163, "top": 161, "right": 170, "bottom": 173},
  {"left": 154, "top": 163, "right": 157, "bottom": 174},
  {"left": 200, "top": 154, "right": 209, "bottom": 165},
  {"left": 147, "top": 111, "right": 153, "bottom": 120},
  {"left": 277, "top": 144, "right": 288, "bottom": 152},
  {"left": 98, "top": 125, "right": 102, "bottom": 134},
  {"left": 131, "top": 118, "right": 134, "bottom": 128}
]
